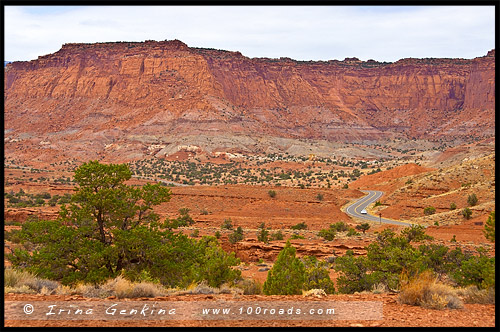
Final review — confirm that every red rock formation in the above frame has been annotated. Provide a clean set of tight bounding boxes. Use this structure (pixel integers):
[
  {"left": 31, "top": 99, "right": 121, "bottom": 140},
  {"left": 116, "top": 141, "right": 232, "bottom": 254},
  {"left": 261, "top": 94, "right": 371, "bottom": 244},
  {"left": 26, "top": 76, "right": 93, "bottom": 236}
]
[{"left": 4, "top": 40, "right": 495, "bottom": 161}]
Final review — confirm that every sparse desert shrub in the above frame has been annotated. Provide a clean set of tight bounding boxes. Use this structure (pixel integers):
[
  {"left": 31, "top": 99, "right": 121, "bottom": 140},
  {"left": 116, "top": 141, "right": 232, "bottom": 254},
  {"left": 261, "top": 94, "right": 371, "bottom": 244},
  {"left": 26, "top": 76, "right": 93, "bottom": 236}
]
[
  {"left": 330, "top": 222, "right": 349, "bottom": 232},
  {"left": 291, "top": 222, "right": 308, "bottom": 230},
  {"left": 318, "top": 228, "right": 336, "bottom": 241},
  {"left": 263, "top": 241, "right": 305, "bottom": 295},
  {"left": 316, "top": 193, "right": 324, "bottom": 201},
  {"left": 4, "top": 268, "right": 59, "bottom": 294},
  {"left": 187, "top": 280, "right": 219, "bottom": 295},
  {"left": 450, "top": 202, "right": 457, "bottom": 210},
  {"left": 127, "top": 281, "right": 166, "bottom": 298},
  {"left": 355, "top": 223, "right": 371, "bottom": 234},
  {"left": 174, "top": 208, "right": 195, "bottom": 227},
  {"left": 401, "top": 224, "right": 433, "bottom": 242},
  {"left": 302, "top": 288, "right": 327, "bottom": 297},
  {"left": 4, "top": 268, "right": 36, "bottom": 288},
  {"left": 228, "top": 226, "right": 244, "bottom": 244},
  {"left": 424, "top": 206, "right": 436, "bottom": 216},
  {"left": 270, "top": 230, "right": 284, "bottom": 241},
  {"left": 371, "top": 282, "right": 389, "bottom": 294},
  {"left": 221, "top": 218, "right": 234, "bottom": 230},
  {"left": 456, "top": 285, "right": 495, "bottom": 304},
  {"left": 462, "top": 207, "right": 472, "bottom": 220},
  {"left": 290, "top": 234, "right": 305, "bottom": 240},
  {"left": 398, "top": 270, "right": 463, "bottom": 310},
  {"left": 5, "top": 285, "right": 37, "bottom": 294},
  {"left": 347, "top": 228, "right": 360, "bottom": 237},
  {"left": 268, "top": 190, "right": 276, "bottom": 198},
  {"left": 467, "top": 193, "right": 478, "bottom": 207},
  {"left": 234, "top": 278, "right": 263, "bottom": 295}
]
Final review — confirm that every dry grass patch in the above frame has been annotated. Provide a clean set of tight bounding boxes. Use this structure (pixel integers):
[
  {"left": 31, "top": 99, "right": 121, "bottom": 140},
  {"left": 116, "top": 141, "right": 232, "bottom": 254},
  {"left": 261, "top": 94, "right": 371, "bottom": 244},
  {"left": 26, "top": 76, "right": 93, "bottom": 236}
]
[
  {"left": 456, "top": 285, "right": 495, "bottom": 304},
  {"left": 4, "top": 268, "right": 59, "bottom": 295},
  {"left": 398, "top": 270, "right": 463, "bottom": 310}
]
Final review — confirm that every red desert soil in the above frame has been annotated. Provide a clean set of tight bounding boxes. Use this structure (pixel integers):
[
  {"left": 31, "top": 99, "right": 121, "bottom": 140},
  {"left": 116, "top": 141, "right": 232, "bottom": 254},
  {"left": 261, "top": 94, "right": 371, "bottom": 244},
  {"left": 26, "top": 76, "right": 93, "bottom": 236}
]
[
  {"left": 4, "top": 293, "right": 495, "bottom": 327},
  {"left": 349, "top": 163, "right": 435, "bottom": 194}
]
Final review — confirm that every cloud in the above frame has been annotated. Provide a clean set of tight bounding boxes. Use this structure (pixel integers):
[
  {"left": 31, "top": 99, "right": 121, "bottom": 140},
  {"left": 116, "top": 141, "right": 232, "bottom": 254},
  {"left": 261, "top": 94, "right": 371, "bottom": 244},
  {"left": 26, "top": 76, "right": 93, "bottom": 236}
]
[{"left": 4, "top": 5, "right": 495, "bottom": 62}]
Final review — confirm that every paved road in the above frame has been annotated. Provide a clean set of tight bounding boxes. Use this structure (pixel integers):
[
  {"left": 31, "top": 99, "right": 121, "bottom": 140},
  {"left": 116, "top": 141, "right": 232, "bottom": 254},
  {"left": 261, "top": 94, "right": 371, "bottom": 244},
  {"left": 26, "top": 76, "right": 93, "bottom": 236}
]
[{"left": 345, "top": 190, "right": 413, "bottom": 227}]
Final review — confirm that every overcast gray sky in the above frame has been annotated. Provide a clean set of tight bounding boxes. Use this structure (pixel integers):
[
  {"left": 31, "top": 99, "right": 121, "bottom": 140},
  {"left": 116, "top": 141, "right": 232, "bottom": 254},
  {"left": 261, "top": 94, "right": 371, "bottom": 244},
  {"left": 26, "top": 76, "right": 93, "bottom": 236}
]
[{"left": 4, "top": 5, "right": 496, "bottom": 62}]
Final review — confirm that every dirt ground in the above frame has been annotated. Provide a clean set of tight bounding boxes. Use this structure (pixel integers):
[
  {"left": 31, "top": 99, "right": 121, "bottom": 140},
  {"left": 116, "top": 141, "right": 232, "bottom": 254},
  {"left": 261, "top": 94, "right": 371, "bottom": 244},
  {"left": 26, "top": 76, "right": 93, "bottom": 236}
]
[{"left": 4, "top": 293, "right": 495, "bottom": 327}]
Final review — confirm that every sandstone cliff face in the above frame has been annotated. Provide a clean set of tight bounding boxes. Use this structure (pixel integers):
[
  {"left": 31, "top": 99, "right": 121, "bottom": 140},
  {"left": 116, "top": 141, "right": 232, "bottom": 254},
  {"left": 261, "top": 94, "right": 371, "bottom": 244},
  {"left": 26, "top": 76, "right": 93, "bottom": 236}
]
[{"left": 4, "top": 40, "right": 495, "bottom": 160}]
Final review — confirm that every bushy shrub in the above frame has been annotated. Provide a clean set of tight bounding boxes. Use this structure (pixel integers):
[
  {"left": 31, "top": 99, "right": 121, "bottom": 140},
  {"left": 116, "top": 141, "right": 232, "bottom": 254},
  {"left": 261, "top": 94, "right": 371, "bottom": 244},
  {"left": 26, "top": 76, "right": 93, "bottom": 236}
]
[
  {"left": 450, "top": 252, "right": 495, "bottom": 290},
  {"left": 290, "top": 234, "right": 305, "bottom": 240},
  {"left": 347, "top": 228, "right": 360, "bottom": 237},
  {"left": 401, "top": 224, "right": 433, "bottom": 242},
  {"left": 257, "top": 227, "right": 270, "bottom": 244},
  {"left": 355, "top": 223, "right": 370, "bottom": 234},
  {"left": 263, "top": 241, "right": 305, "bottom": 295},
  {"left": 221, "top": 218, "right": 234, "bottom": 230},
  {"left": 467, "top": 193, "right": 478, "bottom": 207},
  {"left": 291, "top": 222, "right": 307, "bottom": 230},
  {"left": 228, "top": 226, "right": 244, "bottom": 244},
  {"left": 302, "top": 256, "right": 335, "bottom": 294},
  {"left": 330, "top": 222, "right": 349, "bottom": 232},
  {"left": 270, "top": 230, "right": 284, "bottom": 241},
  {"left": 268, "top": 190, "right": 276, "bottom": 198},
  {"left": 424, "top": 206, "right": 436, "bottom": 216},
  {"left": 462, "top": 208, "right": 472, "bottom": 219},
  {"left": 335, "top": 229, "right": 423, "bottom": 293},
  {"left": 318, "top": 228, "right": 336, "bottom": 241}
]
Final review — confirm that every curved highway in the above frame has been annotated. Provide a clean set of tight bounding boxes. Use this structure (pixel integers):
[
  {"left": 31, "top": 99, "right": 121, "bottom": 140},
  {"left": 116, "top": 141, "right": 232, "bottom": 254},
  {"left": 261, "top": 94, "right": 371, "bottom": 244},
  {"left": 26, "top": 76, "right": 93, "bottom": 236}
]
[{"left": 346, "top": 190, "right": 413, "bottom": 227}]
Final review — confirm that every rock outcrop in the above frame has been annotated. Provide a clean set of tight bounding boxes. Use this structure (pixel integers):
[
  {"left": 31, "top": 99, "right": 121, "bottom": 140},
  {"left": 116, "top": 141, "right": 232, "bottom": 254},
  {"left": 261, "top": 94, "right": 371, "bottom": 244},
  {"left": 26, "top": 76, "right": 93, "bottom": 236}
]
[{"left": 4, "top": 40, "right": 495, "bottom": 162}]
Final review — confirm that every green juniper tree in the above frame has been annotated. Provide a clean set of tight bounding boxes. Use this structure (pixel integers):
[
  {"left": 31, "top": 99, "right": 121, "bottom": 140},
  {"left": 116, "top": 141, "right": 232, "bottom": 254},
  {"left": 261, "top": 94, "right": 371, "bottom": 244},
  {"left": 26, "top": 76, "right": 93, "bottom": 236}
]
[
  {"left": 263, "top": 241, "right": 305, "bottom": 295},
  {"left": 484, "top": 211, "right": 495, "bottom": 242},
  {"left": 8, "top": 161, "right": 241, "bottom": 287}
]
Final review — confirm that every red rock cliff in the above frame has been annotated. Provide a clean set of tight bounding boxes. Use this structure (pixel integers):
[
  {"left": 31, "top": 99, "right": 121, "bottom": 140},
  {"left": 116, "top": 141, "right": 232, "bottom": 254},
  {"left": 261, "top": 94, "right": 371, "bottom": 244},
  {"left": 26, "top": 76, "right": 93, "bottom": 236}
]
[{"left": 4, "top": 40, "right": 495, "bottom": 147}]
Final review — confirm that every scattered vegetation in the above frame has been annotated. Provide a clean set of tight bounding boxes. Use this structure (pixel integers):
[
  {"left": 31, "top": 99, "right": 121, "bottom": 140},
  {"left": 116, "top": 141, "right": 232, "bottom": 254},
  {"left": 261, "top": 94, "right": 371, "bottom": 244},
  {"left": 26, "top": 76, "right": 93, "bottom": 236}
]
[{"left": 334, "top": 227, "right": 494, "bottom": 294}]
